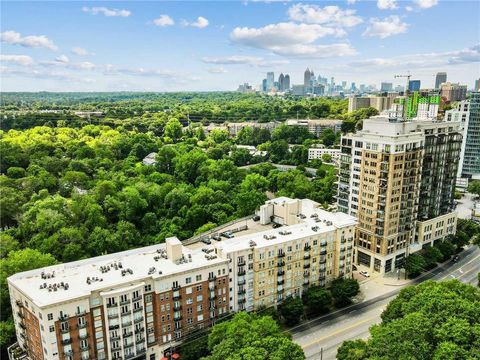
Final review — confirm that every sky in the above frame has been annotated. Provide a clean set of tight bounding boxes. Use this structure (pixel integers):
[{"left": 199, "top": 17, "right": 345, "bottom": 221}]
[{"left": 1, "top": 0, "right": 479, "bottom": 92}]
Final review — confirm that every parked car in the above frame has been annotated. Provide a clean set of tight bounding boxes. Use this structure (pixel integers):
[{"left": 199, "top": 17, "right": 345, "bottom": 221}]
[
  {"left": 252, "top": 215, "right": 260, "bottom": 221},
  {"left": 221, "top": 231, "right": 234, "bottom": 239},
  {"left": 272, "top": 223, "right": 282, "bottom": 229},
  {"left": 201, "top": 237, "right": 211, "bottom": 245},
  {"left": 212, "top": 234, "right": 221, "bottom": 241},
  {"left": 359, "top": 270, "right": 370, "bottom": 277}
]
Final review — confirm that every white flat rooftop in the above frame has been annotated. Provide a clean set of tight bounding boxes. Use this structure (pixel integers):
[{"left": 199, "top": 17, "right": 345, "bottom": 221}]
[
  {"left": 216, "top": 199, "right": 357, "bottom": 253},
  {"left": 8, "top": 243, "right": 227, "bottom": 308}
]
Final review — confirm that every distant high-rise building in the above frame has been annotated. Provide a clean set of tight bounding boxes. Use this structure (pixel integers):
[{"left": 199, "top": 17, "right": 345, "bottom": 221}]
[
  {"left": 266, "top": 72, "right": 274, "bottom": 91},
  {"left": 446, "top": 93, "right": 480, "bottom": 180},
  {"left": 408, "top": 80, "right": 421, "bottom": 92},
  {"left": 381, "top": 82, "right": 393, "bottom": 92},
  {"left": 435, "top": 72, "right": 447, "bottom": 89},
  {"left": 278, "top": 73, "right": 285, "bottom": 91},
  {"left": 475, "top": 78, "right": 480, "bottom": 92},
  {"left": 284, "top": 74, "right": 290, "bottom": 91},
  {"left": 342, "top": 81, "right": 347, "bottom": 89},
  {"left": 351, "top": 82, "right": 357, "bottom": 92},
  {"left": 262, "top": 78, "right": 267, "bottom": 92},
  {"left": 359, "top": 84, "right": 366, "bottom": 93},
  {"left": 304, "top": 68, "right": 312, "bottom": 86},
  {"left": 330, "top": 77, "right": 335, "bottom": 87},
  {"left": 394, "top": 85, "right": 405, "bottom": 93},
  {"left": 440, "top": 82, "right": 467, "bottom": 102}
]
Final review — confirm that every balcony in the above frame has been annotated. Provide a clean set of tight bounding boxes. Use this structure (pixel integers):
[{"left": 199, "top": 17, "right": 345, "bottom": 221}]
[
  {"left": 108, "top": 313, "right": 119, "bottom": 319},
  {"left": 237, "top": 260, "right": 246, "bottom": 266},
  {"left": 19, "top": 322, "right": 26, "bottom": 330},
  {"left": 320, "top": 250, "right": 327, "bottom": 255},
  {"left": 339, "top": 255, "right": 345, "bottom": 260},
  {"left": 17, "top": 311, "right": 24, "bottom": 319},
  {"left": 347, "top": 244, "right": 352, "bottom": 250},
  {"left": 319, "top": 275, "right": 326, "bottom": 281},
  {"left": 107, "top": 302, "right": 118, "bottom": 308},
  {"left": 75, "top": 310, "right": 86, "bottom": 316},
  {"left": 303, "top": 280, "right": 309, "bottom": 286},
  {"left": 277, "top": 260, "right": 285, "bottom": 267},
  {"left": 304, "top": 254, "right": 311, "bottom": 260},
  {"left": 132, "top": 295, "right": 142, "bottom": 302},
  {"left": 238, "top": 289, "right": 246, "bottom": 295},
  {"left": 320, "top": 241, "right": 327, "bottom": 247},
  {"left": 78, "top": 333, "right": 88, "bottom": 340},
  {"left": 64, "top": 350, "right": 74, "bottom": 357},
  {"left": 61, "top": 338, "right": 72, "bottom": 346},
  {"left": 277, "top": 279, "right": 284, "bottom": 286},
  {"left": 237, "top": 270, "right": 246, "bottom": 276},
  {"left": 238, "top": 298, "right": 246, "bottom": 304},
  {"left": 172, "top": 293, "right": 181, "bottom": 301},
  {"left": 174, "top": 303, "right": 182, "bottom": 311},
  {"left": 277, "top": 252, "right": 285, "bottom": 258},
  {"left": 120, "top": 299, "right": 130, "bottom": 306},
  {"left": 78, "top": 321, "right": 88, "bottom": 329},
  {"left": 209, "top": 293, "right": 217, "bottom": 300},
  {"left": 303, "top": 263, "right": 310, "bottom": 269},
  {"left": 124, "top": 331, "right": 133, "bottom": 338},
  {"left": 122, "top": 321, "right": 132, "bottom": 327},
  {"left": 319, "top": 257, "right": 326, "bottom": 264},
  {"left": 341, "top": 238, "right": 346, "bottom": 244},
  {"left": 172, "top": 285, "right": 181, "bottom": 291},
  {"left": 111, "top": 344, "right": 121, "bottom": 351},
  {"left": 59, "top": 314, "right": 69, "bottom": 321},
  {"left": 134, "top": 317, "right": 144, "bottom": 324},
  {"left": 135, "top": 327, "right": 144, "bottom": 334},
  {"left": 208, "top": 275, "right": 217, "bottom": 282},
  {"left": 303, "top": 272, "right": 309, "bottom": 277},
  {"left": 237, "top": 279, "right": 246, "bottom": 286},
  {"left": 133, "top": 306, "right": 143, "bottom": 313},
  {"left": 304, "top": 245, "right": 312, "bottom": 251},
  {"left": 80, "top": 344, "right": 90, "bottom": 351},
  {"left": 277, "top": 270, "right": 285, "bottom": 276},
  {"left": 110, "top": 335, "right": 121, "bottom": 341}
]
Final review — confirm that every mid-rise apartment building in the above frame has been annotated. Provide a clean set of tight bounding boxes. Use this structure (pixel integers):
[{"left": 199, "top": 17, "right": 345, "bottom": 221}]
[
  {"left": 308, "top": 146, "right": 341, "bottom": 163},
  {"left": 337, "top": 116, "right": 459, "bottom": 274},
  {"left": 8, "top": 198, "right": 356, "bottom": 360},
  {"left": 286, "top": 119, "right": 342, "bottom": 137},
  {"left": 440, "top": 82, "right": 467, "bottom": 102}
]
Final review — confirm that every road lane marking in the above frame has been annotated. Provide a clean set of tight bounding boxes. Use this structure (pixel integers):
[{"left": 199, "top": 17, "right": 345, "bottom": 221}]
[
  {"left": 301, "top": 314, "right": 380, "bottom": 349},
  {"left": 440, "top": 254, "right": 480, "bottom": 280}
]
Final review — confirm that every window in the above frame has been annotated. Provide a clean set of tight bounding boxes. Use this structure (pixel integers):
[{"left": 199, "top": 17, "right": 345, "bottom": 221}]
[
  {"left": 197, "top": 314, "right": 204, "bottom": 322},
  {"left": 196, "top": 295, "right": 203, "bottom": 302},
  {"left": 144, "top": 285, "right": 152, "bottom": 292},
  {"left": 49, "top": 325, "right": 55, "bottom": 333},
  {"left": 196, "top": 274, "right": 202, "bottom": 282},
  {"left": 186, "top": 277, "right": 192, "bottom": 284},
  {"left": 47, "top": 313, "right": 53, "bottom": 321}
]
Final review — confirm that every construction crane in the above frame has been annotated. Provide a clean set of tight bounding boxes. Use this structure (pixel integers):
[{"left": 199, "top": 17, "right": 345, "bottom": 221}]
[{"left": 394, "top": 72, "right": 412, "bottom": 119}]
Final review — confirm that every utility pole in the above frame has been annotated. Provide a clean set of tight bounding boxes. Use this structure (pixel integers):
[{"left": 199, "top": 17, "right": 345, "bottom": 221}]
[{"left": 320, "top": 346, "right": 323, "bottom": 360}]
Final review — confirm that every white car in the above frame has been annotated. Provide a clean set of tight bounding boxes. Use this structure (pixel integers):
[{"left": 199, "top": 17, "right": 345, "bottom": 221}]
[{"left": 359, "top": 270, "right": 370, "bottom": 277}]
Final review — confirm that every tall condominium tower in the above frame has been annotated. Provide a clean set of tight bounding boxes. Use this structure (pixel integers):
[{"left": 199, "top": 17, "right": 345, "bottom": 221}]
[
  {"left": 304, "top": 68, "right": 312, "bottom": 86},
  {"left": 337, "top": 116, "right": 459, "bottom": 274},
  {"left": 435, "top": 72, "right": 447, "bottom": 89}
]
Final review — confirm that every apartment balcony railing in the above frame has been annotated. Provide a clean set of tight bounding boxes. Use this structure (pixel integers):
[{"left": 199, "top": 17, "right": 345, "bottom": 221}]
[
  {"left": 120, "top": 299, "right": 130, "bottom": 306},
  {"left": 59, "top": 314, "right": 69, "bottom": 321},
  {"left": 277, "top": 270, "right": 285, "bottom": 276},
  {"left": 61, "top": 338, "right": 72, "bottom": 346},
  {"left": 277, "top": 260, "right": 285, "bottom": 267},
  {"left": 304, "top": 254, "right": 311, "bottom": 260},
  {"left": 132, "top": 295, "right": 142, "bottom": 302},
  {"left": 107, "top": 302, "right": 118, "bottom": 308},
  {"left": 110, "top": 335, "right": 121, "bottom": 341},
  {"left": 108, "top": 313, "right": 118, "bottom": 319},
  {"left": 134, "top": 317, "right": 144, "bottom": 324},
  {"left": 277, "top": 279, "right": 284, "bottom": 286},
  {"left": 237, "top": 270, "right": 246, "bottom": 276},
  {"left": 208, "top": 275, "right": 217, "bottom": 282},
  {"left": 173, "top": 293, "right": 181, "bottom": 301},
  {"left": 237, "top": 279, "right": 246, "bottom": 286},
  {"left": 320, "top": 250, "right": 327, "bottom": 255},
  {"left": 237, "top": 260, "right": 246, "bottom": 266},
  {"left": 173, "top": 304, "right": 182, "bottom": 311},
  {"left": 78, "top": 321, "right": 88, "bottom": 329},
  {"left": 133, "top": 306, "right": 143, "bottom": 313},
  {"left": 304, "top": 245, "right": 312, "bottom": 251},
  {"left": 303, "top": 263, "right": 310, "bottom": 269},
  {"left": 277, "top": 252, "right": 286, "bottom": 258},
  {"left": 172, "top": 285, "right": 181, "bottom": 291},
  {"left": 238, "top": 289, "right": 246, "bottom": 295}
]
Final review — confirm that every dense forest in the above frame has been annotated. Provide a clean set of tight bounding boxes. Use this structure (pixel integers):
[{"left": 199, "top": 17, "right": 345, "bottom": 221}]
[{"left": 0, "top": 92, "right": 379, "bottom": 131}]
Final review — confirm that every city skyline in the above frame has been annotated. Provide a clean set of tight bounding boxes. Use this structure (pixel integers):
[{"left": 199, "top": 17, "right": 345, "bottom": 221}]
[{"left": 1, "top": 0, "right": 479, "bottom": 91}]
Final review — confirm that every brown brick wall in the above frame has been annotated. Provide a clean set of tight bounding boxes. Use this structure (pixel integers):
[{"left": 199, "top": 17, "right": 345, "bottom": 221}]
[
  {"left": 22, "top": 307, "right": 44, "bottom": 360},
  {"left": 55, "top": 311, "right": 96, "bottom": 360}
]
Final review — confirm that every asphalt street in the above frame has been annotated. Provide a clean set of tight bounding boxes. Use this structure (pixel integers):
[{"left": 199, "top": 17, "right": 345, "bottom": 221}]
[{"left": 291, "top": 246, "right": 480, "bottom": 360}]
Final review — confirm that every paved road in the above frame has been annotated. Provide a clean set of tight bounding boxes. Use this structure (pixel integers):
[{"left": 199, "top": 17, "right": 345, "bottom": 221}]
[{"left": 291, "top": 246, "right": 480, "bottom": 360}]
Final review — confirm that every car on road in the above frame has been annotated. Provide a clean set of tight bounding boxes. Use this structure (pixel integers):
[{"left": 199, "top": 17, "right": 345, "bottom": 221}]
[
  {"left": 452, "top": 255, "right": 460, "bottom": 262},
  {"left": 359, "top": 270, "right": 370, "bottom": 277}
]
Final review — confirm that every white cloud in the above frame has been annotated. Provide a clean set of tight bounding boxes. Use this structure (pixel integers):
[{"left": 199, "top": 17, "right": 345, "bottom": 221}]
[
  {"left": 287, "top": 4, "right": 363, "bottom": 27},
  {"left": 201, "top": 55, "right": 290, "bottom": 66},
  {"left": 377, "top": 0, "right": 398, "bottom": 10},
  {"left": 362, "top": 16, "right": 408, "bottom": 39},
  {"left": 153, "top": 15, "right": 175, "bottom": 27},
  {"left": 202, "top": 55, "right": 263, "bottom": 65},
  {"left": 55, "top": 54, "right": 69, "bottom": 63},
  {"left": 71, "top": 47, "right": 95, "bottom": 56},
  {"left": 82, "top": 7, "right": 131, "bottom": 17},
  {"left": 0, "top": 54, "right": 34, "bottom": 66},
  {"left": 406, "top": 6, "right": 414, "bottom": 11},
  {"left": 207, "top": 67, "right": 228, "bottom": 74},
  {"left": 413, "top": 0, "right": 438, "bottom": 9},
  {"left": 230, "top": 22, "right": 355, "bottom": 58},
  {"left": 182, "top": 16, "right": 209, "bottom": 28},
  {"left": 349, "top": 44, "right": 480, "bottom": 68},
  {"left": 1, "top": 30, "right": 58, "bottom": 51},
  {"left": 347, "top": 0, "right": 357, "bottom": 4}
]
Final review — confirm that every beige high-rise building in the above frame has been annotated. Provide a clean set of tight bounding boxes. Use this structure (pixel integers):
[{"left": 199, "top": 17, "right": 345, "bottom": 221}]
[{"left": 337, "top": 116, "right": 459, "bottom": 274}]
